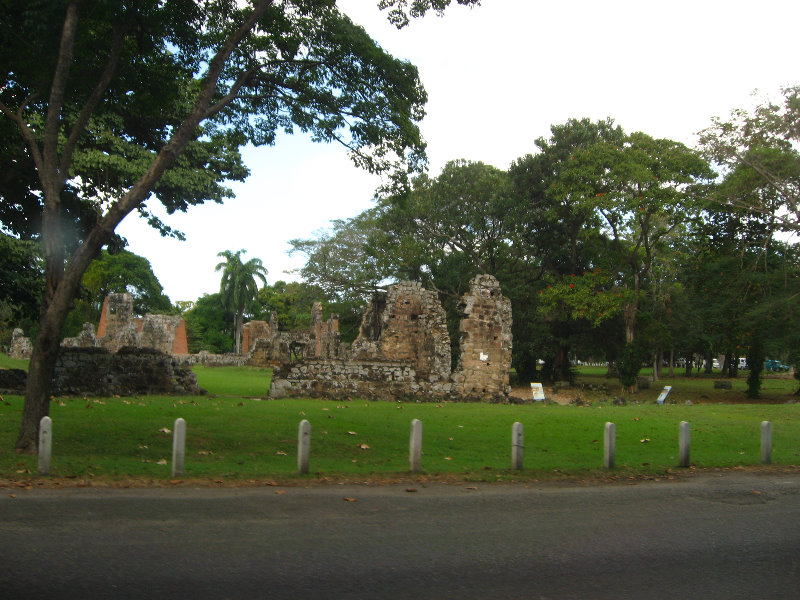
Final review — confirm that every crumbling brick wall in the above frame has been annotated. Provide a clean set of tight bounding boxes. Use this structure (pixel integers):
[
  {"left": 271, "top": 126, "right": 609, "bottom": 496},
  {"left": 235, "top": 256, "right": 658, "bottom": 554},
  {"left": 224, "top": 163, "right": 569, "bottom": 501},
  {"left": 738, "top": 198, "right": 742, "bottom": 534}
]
[{"left": 96, "top": 293, "right": 188, "bottom": 355}]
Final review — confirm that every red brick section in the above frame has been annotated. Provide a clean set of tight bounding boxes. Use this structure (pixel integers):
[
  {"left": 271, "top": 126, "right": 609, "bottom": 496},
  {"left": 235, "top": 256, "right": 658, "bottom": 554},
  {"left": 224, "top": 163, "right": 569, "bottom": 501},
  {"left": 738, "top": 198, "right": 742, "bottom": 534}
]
[
  {"left": 172, "top": 318, "right": 189, "bottom": 354},
  {"left": 96, "top": 296, "right": 110, "bottom": 338}
]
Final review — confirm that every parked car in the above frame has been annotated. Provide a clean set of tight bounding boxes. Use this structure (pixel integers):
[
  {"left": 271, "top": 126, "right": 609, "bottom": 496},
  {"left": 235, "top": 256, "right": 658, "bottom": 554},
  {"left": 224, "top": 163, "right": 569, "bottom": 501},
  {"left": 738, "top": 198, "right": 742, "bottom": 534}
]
[{"left": 765, "top": 359, "right": 790, "bottom": 372}]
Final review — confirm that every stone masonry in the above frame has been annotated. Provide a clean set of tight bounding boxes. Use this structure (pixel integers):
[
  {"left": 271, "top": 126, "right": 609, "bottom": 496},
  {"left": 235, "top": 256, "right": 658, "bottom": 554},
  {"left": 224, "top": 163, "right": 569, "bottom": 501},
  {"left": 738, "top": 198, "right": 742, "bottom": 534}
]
[
  {"left": 9, "top": 328, "right": 33, "bottom": 359},
  {"left": 243, "top": 305, "right": 341, "bottom": 367},
  {"left": 270, "top": 275, "right": 514, "bottom": 402},
  {"left": 0, "top": 347, "right": 205, "bottom": 397},
  {"left": 96, "top": 293, "right": 188, "bottom": 355},
  {"left": 350, "top": 281, "right": 451, "bottom": 383},
  {"left": 451, "top": 274, "right": 513, "bottom": 398}
]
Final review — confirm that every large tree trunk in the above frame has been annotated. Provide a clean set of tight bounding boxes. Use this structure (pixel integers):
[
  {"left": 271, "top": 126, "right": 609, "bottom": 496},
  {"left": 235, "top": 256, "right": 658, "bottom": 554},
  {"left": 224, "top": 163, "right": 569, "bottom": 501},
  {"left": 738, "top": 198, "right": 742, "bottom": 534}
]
[{"left": 15, "top": 262, "right": 86, "bottom": 452}]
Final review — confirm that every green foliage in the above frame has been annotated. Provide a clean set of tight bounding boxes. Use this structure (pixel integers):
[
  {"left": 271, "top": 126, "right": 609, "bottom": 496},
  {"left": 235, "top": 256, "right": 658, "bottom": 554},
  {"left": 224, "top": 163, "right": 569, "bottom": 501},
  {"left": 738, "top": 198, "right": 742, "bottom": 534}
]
[
  {"left": 0, "top": 233, "right": 43, "bottom": 341},
  {"left": 378, "top": 0, "right": 482, "bottom": 28},
  {"left": 617, "top": 342, "right": 648, "bottom": 390},
  {"left": 747, "top": 338, "right": 765, "bottom": 399},
  {"left": 62, "top": 249, "right": 173, "bottom": 337},
  {"left": 183, "top": 293, "right": 233, "bottom": 354},
  {"left": 216, "top": 250, "right": 268, "bottom": 354},
  {"left": 289, "top": 210, "right": 395, "bottom": 303},
  {"left": 537, "top": 268, "right": 626, "bottom": 327},
  {"left": 699, "top": 86, "right": 800, "bottom": 234}
]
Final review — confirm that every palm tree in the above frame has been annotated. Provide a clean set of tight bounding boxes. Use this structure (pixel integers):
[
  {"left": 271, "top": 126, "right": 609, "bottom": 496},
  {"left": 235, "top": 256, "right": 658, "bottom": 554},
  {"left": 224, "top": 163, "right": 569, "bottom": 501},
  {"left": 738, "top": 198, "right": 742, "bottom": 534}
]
[{"left": 215, "top": 250, "right": 268, "bottom": 354}]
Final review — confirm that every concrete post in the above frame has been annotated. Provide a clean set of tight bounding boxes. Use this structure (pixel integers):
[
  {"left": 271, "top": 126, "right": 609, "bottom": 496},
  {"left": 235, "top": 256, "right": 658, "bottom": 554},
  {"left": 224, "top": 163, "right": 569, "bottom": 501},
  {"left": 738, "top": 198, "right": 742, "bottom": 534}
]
[
  {"left": 38, "top": 416, "right": 52, "bottom": 476},
  {"left": 172, "top": 417, "right": 186, "bottom": 477},
  {"left": 604, "top": 422, "right": 616, "bottom": 469},
  {"left": 511, "top": 422, "right": 524, "bottom": 470},
  {"left": 298, "top": 419, "right": 311, "bottom": 474},
  {"left": 409, "top": 419, "right": 423, "bottom": 472},
  {"left": 761, "top": 421, "right": 772, "bottom": 465},
  {"left": 679, "top": 421, "right": 691, "bottom": 467}
]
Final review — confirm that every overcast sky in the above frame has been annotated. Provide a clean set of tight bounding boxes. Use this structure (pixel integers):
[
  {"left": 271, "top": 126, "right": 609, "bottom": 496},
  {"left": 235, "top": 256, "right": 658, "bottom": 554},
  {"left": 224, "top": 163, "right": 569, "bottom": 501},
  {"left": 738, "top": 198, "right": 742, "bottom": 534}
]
[{"left": 117, "top": 0, "right": 800, "bottom": 303}]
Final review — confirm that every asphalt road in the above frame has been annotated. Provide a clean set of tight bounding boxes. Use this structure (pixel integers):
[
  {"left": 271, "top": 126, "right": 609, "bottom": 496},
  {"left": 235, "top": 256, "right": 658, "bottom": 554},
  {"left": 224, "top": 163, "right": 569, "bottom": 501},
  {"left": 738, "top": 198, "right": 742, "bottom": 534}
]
[{"left": 1, "top": 472, "right": 799, "bottom": 599}]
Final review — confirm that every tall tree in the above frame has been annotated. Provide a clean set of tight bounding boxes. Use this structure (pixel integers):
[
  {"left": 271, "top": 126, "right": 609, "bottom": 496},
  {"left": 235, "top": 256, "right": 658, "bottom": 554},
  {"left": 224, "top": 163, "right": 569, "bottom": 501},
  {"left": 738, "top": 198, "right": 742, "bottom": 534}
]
[
  {"left": 699, "top": 86, "right": 800, "bottom": 233},
  {"left": 1, "top": 0, "right": 474, "bottom": 452},
  {"left": 63, "top": 250, "right": 173, "bottom": 336},
  {"left": 216, "top": 250, "right": 268, "bottom": 354},
  {"left": 549, "top": 131, "right": 714, "bottom": 391}
]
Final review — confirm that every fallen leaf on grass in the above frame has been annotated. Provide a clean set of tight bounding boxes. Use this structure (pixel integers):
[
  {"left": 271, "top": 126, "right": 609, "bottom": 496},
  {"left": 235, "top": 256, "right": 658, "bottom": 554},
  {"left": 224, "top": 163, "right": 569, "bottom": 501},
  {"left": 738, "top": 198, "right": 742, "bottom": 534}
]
[
  {"left": 343, "top": 497, "right": 357, "bottom": 502},
  {"left": 640, "top": 438, "right": 651, "bottom": 443},
  {"left": 406, "top": 488, "right": 418, "bottom": 493},
  {"left": 156, "top": 459, "right": 167, "bottom": 465},
  {"left": 347, "top": 431, "right": 357, "bottom": 435},
  {"left": 444, "top": 457, "right": 453, "bottom": 461},
  {"left": 8, "top": 494, "right": 16, "bottom": 499},
  {"left": 276, "top": 451, "right": 287, "bottom": 456},
  {"left": 359, "top": 443, "right": 370, "bottom": 450},
  {"left": 158, "top": 428, "right": 171, "bottom": 434},
  {"left": 275, "top": 490, "right": 287, "bottom": 495}
]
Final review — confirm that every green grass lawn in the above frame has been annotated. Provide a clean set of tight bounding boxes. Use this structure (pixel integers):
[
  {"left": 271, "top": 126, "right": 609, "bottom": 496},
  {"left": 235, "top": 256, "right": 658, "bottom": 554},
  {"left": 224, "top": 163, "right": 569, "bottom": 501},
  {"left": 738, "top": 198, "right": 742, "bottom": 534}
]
[{"left": 1, "top": 361, "right": 798, "bottom": 483}]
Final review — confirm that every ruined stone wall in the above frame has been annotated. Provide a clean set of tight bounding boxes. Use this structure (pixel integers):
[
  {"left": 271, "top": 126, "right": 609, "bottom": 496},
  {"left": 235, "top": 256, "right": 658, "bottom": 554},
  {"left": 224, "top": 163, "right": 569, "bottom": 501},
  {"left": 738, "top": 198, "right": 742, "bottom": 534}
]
[
  {"left": 451, "top": 274, "right": 513, "bottom": 398},
  {"left": 54, "top": 347, "right": 205, "bottom": 396},
  {"left": 350, "top": 282, "right": 451, "bottom": 382},
  {"left": 9, "top": 328, "right": 32, "bottom": 359},
  {"left": 1, "top": 347, "right": 206, "bottom": 396},
  {"left": 269, "top": 359, "right": 455, "bottom": 401},
  {"left": 96, "top": 293, "right": 188, "bottom": 355},
  {"left": 61, "top": 323, "right": 99, "bottom": 348},
  {"left": 242, "top": 319, "right": 272, "bottom": 355},
  {"left": 182, "top": 351, "right": 249, "bottom": 367},
  {"left": 269, "top": 276, "right": 514, "bottom": 402},
  {"left": 307, "top": 302, "right": 340, "bottom": 360}
]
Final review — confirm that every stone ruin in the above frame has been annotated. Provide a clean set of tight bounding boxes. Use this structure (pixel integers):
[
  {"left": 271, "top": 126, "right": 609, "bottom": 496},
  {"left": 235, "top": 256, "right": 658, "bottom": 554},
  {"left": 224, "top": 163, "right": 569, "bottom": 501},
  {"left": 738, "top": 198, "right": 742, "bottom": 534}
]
[
  {"left": 2, "top": 293, "right": 199, "bottom": 397},
  {"left": 12, "top": 292, "right": 190, "bottom": 355},
  {"left": 95, "top": 293, "right": 188, "bottom": 354},
  {"left": 9, "top": 328, "right": 32, "bottom": 359},
  {"left": 0, "top": 347, "right": 205, "bottom": 397},
  {"left": 269, "top": 274, "right": 513, "bottom": 402},
  {"left": 242, "top": 301, "right": 341, "bottom": 367}
]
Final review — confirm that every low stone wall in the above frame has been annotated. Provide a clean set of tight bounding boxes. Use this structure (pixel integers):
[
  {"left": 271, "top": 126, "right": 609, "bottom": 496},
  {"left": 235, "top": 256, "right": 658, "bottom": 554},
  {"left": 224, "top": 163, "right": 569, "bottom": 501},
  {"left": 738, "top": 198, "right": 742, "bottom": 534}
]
[
  {"left": 268, "top": 359, "right": 512, "bottom": 402},
  {"left": 54, "top": 347, "right": 205, "bottom": 396},
  {"left": 0, "top": 347, "right": 206, "bottom": 397},
  {"left": 182, "top": 352, "right": 249, "bottom": 367},
  {"left": 0, "top": 368, "right": 27, "bottom": 394}
]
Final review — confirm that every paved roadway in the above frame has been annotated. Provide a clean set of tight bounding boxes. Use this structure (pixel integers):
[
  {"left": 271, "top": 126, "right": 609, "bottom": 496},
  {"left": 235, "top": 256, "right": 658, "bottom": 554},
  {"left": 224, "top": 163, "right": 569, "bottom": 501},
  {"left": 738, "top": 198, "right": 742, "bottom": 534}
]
[{"left": 1, "top": 472, "right": 798, "bottom": 599}]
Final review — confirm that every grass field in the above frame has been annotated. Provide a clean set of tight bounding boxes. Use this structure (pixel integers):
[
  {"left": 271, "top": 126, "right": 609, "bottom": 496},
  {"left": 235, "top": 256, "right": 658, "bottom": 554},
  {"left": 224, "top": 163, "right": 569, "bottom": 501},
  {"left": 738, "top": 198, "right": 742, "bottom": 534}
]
[{"left": 1, "top": 359, "right": 798, "bottom": 484}]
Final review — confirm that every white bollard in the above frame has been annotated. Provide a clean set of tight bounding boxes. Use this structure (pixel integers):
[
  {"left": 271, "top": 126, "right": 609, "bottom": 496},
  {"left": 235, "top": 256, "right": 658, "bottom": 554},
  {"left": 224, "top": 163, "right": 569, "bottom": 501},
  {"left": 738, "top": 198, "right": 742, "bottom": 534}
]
[
  {"left": 511, "top": 422, "right": 524, "bottom": 470},
  {"left": 38, "top": 416, "right": 52, "bottom": 476},
  {"left": 604, "top": 422, "right": 616, "bottom": 469},
  {"left": 172, "top": 417, "right": 186, "bottom": 477},
  {"left": 297, "top": 419, "right": 311, "bottom": 474},
  {"left": 409, "top": 419, "right": 423, "bottom": 472},
  {"left": 761, "top": 421, "right": 772, "bottom": 465},
  {"left": 679, "top": 421, "right": 691, "bottom": 467}
]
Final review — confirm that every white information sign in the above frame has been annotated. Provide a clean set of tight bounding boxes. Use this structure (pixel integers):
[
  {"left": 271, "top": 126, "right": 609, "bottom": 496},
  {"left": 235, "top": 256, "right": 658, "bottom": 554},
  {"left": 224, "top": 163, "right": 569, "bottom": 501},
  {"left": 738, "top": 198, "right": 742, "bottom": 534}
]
[
  {"left": 531, "top": 382, "right": 545, "bottom": 402},
  {"left": 656, "top": 385, "right": 672, "bottom": 405}
]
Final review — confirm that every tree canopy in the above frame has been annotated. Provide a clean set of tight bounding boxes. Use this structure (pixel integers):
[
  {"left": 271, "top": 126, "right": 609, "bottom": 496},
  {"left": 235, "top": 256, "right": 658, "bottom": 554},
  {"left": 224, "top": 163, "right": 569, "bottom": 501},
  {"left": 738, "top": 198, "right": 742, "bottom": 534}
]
[
  {"left": 216, "top": 249, "right": 268, "bottom": 354},
  {"left": 2, "top": 0, "right": 473, "bottom": 452}
]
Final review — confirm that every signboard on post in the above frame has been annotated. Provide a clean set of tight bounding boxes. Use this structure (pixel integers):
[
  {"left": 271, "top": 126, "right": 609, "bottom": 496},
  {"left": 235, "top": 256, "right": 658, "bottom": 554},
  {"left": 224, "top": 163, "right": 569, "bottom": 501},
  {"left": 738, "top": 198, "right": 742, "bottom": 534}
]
[
  {"left": 656, "top": 385, "right": 672, "bottom": 405},
  {"left": 531, "top": 382, "right": 545, "bottom": 402}
]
